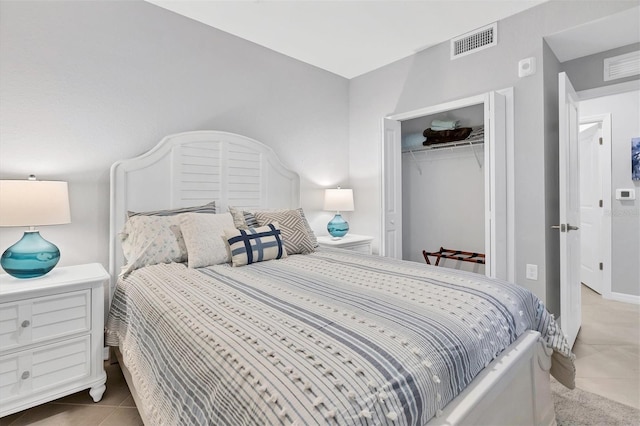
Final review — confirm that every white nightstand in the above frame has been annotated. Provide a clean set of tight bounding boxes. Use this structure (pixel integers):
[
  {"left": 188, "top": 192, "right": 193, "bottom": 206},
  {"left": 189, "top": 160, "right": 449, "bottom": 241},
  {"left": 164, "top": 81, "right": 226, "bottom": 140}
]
[
  {"left": 0, "top": 263, "right": 110, "bottom": 417},
  {"left": 317, "top": 234, "right": 374, "bottom": 254}
]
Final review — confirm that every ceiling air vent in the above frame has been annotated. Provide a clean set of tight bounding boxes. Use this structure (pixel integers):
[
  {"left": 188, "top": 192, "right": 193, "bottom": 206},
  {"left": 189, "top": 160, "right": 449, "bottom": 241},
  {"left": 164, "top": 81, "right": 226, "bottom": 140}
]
[
  {"left": 451, "top": 22, "right": 497, "bottom": 60},
  {"left": 604, "top": 50, "right": 640, "bottom": 81}
]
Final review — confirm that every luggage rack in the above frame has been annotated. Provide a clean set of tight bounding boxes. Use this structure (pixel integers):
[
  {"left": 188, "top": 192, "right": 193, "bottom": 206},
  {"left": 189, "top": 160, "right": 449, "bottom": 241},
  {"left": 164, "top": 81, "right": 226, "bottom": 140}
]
[{"left": 422, "top": 247, "right": 486, "bottom": 266}]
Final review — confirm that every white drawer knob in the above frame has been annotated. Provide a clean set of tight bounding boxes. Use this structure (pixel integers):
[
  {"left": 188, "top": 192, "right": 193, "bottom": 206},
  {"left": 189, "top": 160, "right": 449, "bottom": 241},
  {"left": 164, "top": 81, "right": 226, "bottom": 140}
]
[
  {"left": 21, "top": 371, "right": 30, "bottom": 380},
  {"left": 21, "top": 320, "right": 30, "bottom": 328}
]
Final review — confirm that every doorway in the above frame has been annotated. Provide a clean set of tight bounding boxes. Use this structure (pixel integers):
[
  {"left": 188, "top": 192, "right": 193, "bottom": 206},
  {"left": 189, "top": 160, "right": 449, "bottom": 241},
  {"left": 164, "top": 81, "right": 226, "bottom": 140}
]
[
  {"left": 576, "top": 83, "right": 640, "bottom": 303},
  {"left": 578, "top": 114, "right": 612, "bottom": 296},
  {"left": 559, "top": 81, "right": 638, "bottom": 349}
]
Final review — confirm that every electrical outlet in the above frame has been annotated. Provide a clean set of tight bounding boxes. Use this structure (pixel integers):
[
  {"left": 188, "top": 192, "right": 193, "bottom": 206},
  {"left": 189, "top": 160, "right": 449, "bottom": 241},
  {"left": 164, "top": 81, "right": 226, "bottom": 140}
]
[{"left": 526, "top": 264, "right": 538, "bottom": 280}]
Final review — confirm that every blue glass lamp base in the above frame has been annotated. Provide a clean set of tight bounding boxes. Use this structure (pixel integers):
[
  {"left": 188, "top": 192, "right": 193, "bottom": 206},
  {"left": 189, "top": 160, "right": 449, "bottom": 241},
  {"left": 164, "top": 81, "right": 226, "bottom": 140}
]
[
  {"left": 1, "top": 231, "right": 61, "bottom": 279},
  {"left": 327, "top": 213, "right": 349, "bottom": 238}
]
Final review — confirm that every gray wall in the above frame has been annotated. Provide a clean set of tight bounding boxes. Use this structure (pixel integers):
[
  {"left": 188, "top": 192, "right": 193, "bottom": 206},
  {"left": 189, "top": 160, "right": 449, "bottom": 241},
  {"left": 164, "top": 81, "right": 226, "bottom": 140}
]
[
  {"left": 542, "top": 40, "right": 563, "bottom": 315},
  {"left": 348, "top": 0, "right": 636, "bottom": 310},
  {"left": 562, "top": 43, "right": 640, "bottom": 92},
  {"left": 0, "top": 0, "right": 350, "bottom": 269}
]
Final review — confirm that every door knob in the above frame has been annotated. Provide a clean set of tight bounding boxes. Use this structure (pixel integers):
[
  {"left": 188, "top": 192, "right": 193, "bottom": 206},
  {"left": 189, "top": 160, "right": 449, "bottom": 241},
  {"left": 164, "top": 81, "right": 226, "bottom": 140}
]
[
  {"left": 551, "top": 224, "right": 566, "bottom": 232},
  {"left": 567, "top": 224, "right": 579, "bottom": 231}
]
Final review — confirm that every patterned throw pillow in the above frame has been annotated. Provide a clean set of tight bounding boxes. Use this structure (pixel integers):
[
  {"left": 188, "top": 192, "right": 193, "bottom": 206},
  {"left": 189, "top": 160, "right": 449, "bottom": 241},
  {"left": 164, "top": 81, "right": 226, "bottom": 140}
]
[
  {"left": 295, "top": 208, "right": 318, "bottom": 248},
  {"left": 225, "top": 224, "right": 288, "bottom": 267},
  {"left": 254, "top": 210, "right": 315, "bottom": 255},
  {"left": 127, "top": 201, "right": 216, "bottom": 218},
  {"left": 229, "top": 207, "right": 318, "bottom": 247},
  {"left": 119, "top": 215, "right": 187, "bottom": 275},
  {"left": 179, "top": 212, "right": 235, "bottom": 268}
]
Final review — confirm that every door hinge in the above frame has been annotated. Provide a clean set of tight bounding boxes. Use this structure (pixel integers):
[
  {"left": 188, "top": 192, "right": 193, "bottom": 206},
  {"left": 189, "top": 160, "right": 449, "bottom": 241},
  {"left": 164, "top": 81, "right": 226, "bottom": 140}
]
[
  {"left": 599, "top": 199, "right": 603, "bottom": 207},
  {"left": 599, "top": 262, "right": 603, "bottom": 270},
  {"left": 599, "top": 137, "right": 603, "bottom": 145}
]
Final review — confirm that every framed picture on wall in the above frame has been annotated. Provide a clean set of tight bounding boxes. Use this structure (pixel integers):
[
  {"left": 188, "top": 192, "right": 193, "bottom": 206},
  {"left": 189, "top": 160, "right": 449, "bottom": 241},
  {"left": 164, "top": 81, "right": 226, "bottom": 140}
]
[{"left": 633, "top": 137, "right": 640, "bottom": 181}]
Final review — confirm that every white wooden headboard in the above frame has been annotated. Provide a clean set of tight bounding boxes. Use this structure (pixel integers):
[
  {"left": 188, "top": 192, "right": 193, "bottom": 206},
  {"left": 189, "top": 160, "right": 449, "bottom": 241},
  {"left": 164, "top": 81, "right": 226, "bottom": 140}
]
[{"left": 109, "top": 131, "right": 300, "bottom": 292}]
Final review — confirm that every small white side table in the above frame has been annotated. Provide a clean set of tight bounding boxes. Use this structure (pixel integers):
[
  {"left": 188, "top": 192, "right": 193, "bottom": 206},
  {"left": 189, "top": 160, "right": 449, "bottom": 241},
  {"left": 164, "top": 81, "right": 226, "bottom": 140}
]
[
  {"left": 317, "top": 234, "right": 374, "bottom": 254},
  {"left": 0, "top": 263, "right": 110, "bottom": 417}
]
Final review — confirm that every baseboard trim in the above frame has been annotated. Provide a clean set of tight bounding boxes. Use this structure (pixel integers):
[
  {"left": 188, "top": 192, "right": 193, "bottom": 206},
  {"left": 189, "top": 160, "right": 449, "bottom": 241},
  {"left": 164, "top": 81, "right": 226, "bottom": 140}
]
[{"left": 605, "top": 291, "right": 640, "bottom": 305}]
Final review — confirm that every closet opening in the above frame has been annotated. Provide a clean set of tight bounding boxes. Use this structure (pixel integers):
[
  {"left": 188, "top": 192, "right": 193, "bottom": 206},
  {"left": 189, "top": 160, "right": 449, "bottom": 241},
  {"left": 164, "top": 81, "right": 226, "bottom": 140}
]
[
  {"left": 382, "top": 89, "right": 514, "bottom": 281},
  {"left": 402, "top": 103, "right": 486, "bottom": 274}
]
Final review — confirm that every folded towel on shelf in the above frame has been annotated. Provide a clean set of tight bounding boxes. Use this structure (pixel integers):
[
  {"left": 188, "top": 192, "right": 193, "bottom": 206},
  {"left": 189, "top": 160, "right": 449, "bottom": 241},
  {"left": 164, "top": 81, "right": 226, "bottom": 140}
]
[
  {"left": 401, "top": 132, "right": 424, "bottom": 151},
  {"left": 430, "top": 119, "right": 459, "bottom": 130}
]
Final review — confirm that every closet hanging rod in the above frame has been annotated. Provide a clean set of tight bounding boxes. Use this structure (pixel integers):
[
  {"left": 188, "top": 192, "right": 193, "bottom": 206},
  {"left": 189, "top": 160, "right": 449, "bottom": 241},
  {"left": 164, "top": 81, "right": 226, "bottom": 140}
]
[
  {"left": 402, "top": 139, "right": 483, "bottom": 154},
  {"left": 403, "top": 139, "right": 484, "bottom": 169}
]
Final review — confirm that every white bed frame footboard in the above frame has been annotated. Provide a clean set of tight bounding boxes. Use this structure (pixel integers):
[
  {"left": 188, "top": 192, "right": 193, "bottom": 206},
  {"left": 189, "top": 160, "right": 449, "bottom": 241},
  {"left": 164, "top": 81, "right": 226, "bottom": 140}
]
[
  {"left": 433, "top": 330, "right": 555, "bottom": 425},
  {"left": 109, "top": 131, "right": 556, "bottom": 425}
]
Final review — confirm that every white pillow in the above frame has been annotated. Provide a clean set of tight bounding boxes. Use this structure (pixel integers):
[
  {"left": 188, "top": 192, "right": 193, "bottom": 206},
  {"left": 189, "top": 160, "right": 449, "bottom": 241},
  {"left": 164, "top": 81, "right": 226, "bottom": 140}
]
[
  {"left": 119, "top": 215, "right": 187, "bottom": 275},
  {"left": 179, "top": 212, "right": 235, "bottom": 268}
]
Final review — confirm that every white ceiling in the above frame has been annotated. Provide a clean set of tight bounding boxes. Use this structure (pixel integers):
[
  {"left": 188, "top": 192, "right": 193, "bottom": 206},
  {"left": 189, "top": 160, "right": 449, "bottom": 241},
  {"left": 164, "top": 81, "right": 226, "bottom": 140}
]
[
  {"left": 544, "top": 6, "right": 640, "bottom": 62},
  {"left": 146, "top": 0, "right": 546, "bottom": 78},
  {"left": 146, "top": 0, "right": 640, "bottom": 79}
]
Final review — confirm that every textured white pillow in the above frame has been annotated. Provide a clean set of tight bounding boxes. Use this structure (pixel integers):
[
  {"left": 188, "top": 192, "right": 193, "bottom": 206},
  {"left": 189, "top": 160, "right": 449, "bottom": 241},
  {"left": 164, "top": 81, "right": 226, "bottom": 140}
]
[
  {"left": 179, "top": 212, "right": 235, "bottom": 268},
  {"left": 119, "top": 215, "right": 187, "bottom": 275}
]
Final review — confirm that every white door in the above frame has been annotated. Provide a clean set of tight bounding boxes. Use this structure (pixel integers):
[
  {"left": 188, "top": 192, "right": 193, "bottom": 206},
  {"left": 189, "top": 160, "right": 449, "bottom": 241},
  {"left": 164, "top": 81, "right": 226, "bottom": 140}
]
[
  {"left": 558, "top": 72, "right": 582, "bottom": 348},
  {"left": 382, "top": 118, "right": 402, "bottom": 259},
  {"left": 485, "top": 91, "right": 507, "bottom": 279},
  {"left": 579, "top": 123, "right": 603, "bottom": 294}
]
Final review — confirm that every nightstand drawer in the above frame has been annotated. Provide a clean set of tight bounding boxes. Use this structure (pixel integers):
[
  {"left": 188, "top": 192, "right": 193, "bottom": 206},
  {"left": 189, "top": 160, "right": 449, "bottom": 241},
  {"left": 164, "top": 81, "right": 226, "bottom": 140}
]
[
  {"left": 317, "top": 234, "right": 374, "bottom": 255},
  {"left": 347, "top": 243, "right": 373, "bottom": 254},
  {"left": 0, "top": 290, "right": 90, "bottom": 351},
  {"left": 0, "top": 335, "right": 91, "bottom": 404}
]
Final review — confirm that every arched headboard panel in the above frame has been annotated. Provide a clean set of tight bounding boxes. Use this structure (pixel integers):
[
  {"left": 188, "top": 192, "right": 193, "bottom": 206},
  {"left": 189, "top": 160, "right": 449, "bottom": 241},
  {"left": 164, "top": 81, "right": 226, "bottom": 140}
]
[{"left": 109, "top": 131, "right": 300, "bottom": 293}]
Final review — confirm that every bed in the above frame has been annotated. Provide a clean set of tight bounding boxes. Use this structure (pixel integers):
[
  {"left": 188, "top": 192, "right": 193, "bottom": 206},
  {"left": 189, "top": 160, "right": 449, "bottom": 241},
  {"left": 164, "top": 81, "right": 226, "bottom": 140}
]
[{"left": 106, "top": 131, "right": 575, "bottom": 425}]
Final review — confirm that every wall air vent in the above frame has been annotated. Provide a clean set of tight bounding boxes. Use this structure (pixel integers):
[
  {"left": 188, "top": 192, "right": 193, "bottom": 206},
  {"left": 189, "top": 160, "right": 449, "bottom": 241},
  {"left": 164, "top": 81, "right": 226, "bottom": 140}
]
[
  {"left": 604, "top": 50, "right": 640, "bottom": 81},
  {"left": 451, "top": 22, "right": 497, "bottom": 60}
]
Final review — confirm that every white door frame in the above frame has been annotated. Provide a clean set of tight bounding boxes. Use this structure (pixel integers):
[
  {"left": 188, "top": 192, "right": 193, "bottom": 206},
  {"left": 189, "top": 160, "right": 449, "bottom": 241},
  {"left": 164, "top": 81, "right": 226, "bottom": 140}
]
[
  {"left": 579, "top": 113, "right": 612, "bottom": 299},
  {"left": 381, "top": 88, "right": 515, "bottom": 281}
]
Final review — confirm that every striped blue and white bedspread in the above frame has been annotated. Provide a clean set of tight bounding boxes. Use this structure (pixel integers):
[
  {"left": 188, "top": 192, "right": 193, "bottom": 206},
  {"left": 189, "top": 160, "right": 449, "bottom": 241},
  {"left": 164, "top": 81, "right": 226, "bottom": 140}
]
[{"left": 106, "top": 249, "right": 575, "bottom": 425}]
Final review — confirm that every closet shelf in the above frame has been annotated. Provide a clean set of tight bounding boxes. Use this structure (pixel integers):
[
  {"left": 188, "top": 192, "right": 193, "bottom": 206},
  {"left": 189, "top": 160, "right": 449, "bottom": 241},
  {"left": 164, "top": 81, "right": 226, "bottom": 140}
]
[
  {"left": 403, "top": 137, "right": 484, "bottom": 169},
  {"left": 402, "top": 138, "right": 484, "bottom": 154}
]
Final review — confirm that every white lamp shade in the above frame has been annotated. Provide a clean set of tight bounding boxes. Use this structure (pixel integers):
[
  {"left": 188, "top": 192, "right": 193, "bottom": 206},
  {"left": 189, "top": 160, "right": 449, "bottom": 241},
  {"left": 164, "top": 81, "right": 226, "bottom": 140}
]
[
  {"left": 324, "top": 188, "right": 354, "bottom": 212},
  {"left": 0, "top": 180, "right": 71, "bottom": 227}
]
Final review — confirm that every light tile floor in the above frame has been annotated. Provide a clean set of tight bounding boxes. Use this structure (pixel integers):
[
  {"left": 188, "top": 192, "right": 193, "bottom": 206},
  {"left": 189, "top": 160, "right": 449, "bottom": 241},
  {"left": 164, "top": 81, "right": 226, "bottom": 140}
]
[
  {"left": 572, "top": 285, "right": 640, "bottom": 409},
  {"left": 0, "top": 362, "right": 142, "bottom": 426},
  {"left": 2, "top": 285, "right": 638, "bottom": 424}
]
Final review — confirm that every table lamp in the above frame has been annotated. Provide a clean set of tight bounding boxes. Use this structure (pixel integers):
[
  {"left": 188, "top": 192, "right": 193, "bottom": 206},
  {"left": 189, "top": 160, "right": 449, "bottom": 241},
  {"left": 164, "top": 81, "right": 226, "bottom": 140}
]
[
  {"left": 324, "top": 187, "right": 354, "bottom": 239},
  {"left": 0, "top": 176, "right": 71, "bottom": 279}
]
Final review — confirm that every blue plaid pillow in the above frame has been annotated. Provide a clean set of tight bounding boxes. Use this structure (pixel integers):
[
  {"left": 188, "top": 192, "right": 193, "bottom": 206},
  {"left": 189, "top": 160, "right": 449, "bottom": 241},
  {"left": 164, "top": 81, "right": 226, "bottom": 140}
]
[{"left": 225, "top": 223, "right": 288, "bottom": 266}]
